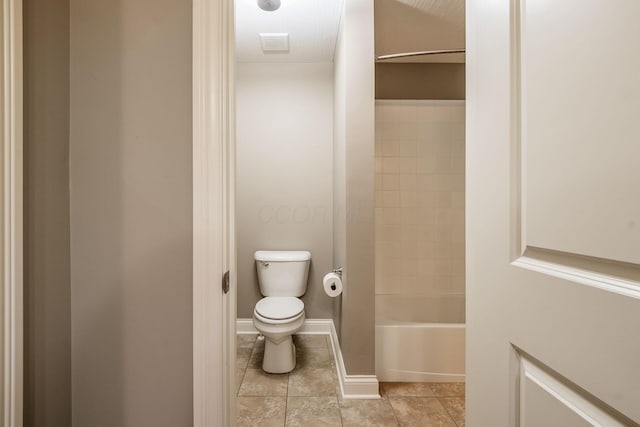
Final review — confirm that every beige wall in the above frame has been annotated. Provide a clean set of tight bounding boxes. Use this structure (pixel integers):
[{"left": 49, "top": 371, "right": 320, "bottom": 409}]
[
  {"left": 333, "top": 0, "right": 376, "bottom": 375},
  {"left": 69, "top": 0, "right": 193, "bottom": 425},
  {"left": 24, "top": 0, "right": 71, "bottom": 425},
  {"left": 376, "top": 63, "right": 466, "bottom": 100},
  {"left": 374, "top": 0, "right": 465, "bottom": 63},
  {"left": 236, "top": 62, "right": 334, "bottom": 318},
  {"left": 375, "top": 101, "right": 465, "bottom": 314},
  {"left": 332, "top": 19, "right": 346, "bottom": 340}
]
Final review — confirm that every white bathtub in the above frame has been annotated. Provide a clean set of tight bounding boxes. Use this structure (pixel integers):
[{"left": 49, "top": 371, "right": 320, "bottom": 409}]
[{"left": 375, "top": 294, "right": 465, "bottom": 383}]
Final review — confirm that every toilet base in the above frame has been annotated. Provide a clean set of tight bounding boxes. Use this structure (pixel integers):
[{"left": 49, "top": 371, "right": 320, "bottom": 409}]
[{"left": 263, "top": 335, "right": 296, "bottom": 374}]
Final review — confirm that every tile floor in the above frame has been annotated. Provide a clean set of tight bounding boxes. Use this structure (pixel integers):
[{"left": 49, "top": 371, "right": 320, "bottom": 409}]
[{"left": 236, "top": 333, "right": 466, "bottom": 426}]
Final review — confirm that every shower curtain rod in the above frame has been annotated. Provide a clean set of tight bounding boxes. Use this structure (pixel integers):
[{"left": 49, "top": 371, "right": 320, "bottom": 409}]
[{"left": 376, "top": 48, "right": 465, "bottom": 61}]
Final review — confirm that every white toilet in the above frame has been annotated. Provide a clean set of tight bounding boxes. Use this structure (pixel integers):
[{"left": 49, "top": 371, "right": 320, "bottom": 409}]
[{"left": 253, "top": 250, "right": 311, "bottom": 374}]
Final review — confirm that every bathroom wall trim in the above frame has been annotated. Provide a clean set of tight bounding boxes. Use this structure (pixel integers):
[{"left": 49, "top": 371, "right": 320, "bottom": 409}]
[
  {"left": 236, "top": 318, "right": 333, "bottom": 335},
  {"left": 193, "top": 0, "right": 235, "bottom": 425},
  {"left": 236, "top": 319, "right": 381, "bottom": 399},
  {"left": 376, "top": 99, "right": 466, "bottom": 107},
  {"left": 1, "top": 0, "right": 23, "bottom": 424},
  {"left": 329, "top": 321, "right": 381, "bottom": 399}
]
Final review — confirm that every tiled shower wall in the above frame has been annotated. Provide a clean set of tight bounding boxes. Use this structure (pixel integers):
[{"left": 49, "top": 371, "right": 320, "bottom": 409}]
[{"left": 375, "top": 100, "right": 465, "bottom": 300}]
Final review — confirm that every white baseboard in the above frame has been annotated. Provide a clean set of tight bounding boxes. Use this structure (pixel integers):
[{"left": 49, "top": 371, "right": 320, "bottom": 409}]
[
  {"left": 327, "top": 321, "right": 380, "bottom": 399},
  {"left": 235, "top": 318, "right": 380, "bottom": 399},
  {"left": 376, "top": 368, "right": 465, "bottom": 383},
  {"left": 236, "top": 318, "right": 333, "bottom": 334},
  {"left": 235, "top": 318, "right": 256, "bottom": 334}
]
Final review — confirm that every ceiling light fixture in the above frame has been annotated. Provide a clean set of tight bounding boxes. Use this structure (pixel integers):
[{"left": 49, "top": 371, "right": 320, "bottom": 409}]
[{"left": 257, "top": 0, "right": 281, "bottom": 12}]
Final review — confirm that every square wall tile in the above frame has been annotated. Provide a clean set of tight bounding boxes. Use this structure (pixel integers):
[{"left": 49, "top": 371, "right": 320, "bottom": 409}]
[
  {"left": 382, "top": 174, "right": 400, "bottom": 191},
  {"left": 375, "top": 101, "right": 466, "bottom": 305}
]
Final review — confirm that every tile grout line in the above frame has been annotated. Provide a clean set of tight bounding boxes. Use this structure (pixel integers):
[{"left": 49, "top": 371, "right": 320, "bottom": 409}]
[
  {"left": 325, "top": 337, "right": 340, "bottom": 426},
  {"left": 386, "top": 402, "right": 403, "bottom": 425},
  {"left": 437, "top": 396, "right": 463, "bottom": 427},
  {"left": 283, "top": 344, "right": 291, "bottom": 427},
  {"left": 381, "top": 385, "right": 404, "bottom": 426},
  {"left": 236, "top": 336, "right": 255, "bottom": 398},
  {"left": 431, "top": 382, "right": 466, "bottom": 427},
  {"left": 283, "top": 387, "right": 288, "bottom": 426},
  {"left": 432, "top": 397, "right": 457, "bottom": 426},
  {"left": 244, "top": 335, "right": 452, "bottom": 426},
  {"left": 337, "top": 353, "right": 344, "bottom": 427},
  {"left": 325, "top": 334, "right": 343, "bottom": 427}
]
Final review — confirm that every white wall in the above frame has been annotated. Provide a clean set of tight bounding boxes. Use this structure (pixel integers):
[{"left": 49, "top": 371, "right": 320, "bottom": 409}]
[
  {"left": 236, "top": 62, "right": 334, "bottom": 318},
  {"left": 375, "top": 100, "right": 465, "bottom": 317}
]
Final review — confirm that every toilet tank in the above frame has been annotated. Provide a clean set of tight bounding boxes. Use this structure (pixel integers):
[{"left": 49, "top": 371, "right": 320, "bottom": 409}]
[{"left": 254, "top": 250, "right": 311, "bottom": 297}]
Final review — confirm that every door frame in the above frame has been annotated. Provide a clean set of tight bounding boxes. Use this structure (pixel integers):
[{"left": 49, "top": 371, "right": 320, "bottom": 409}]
[
  {"left": 1, "top": 0, "right": 23, "bottom": 425},
  {"left": 192, "top": 0, "right": 236, "bottom": 425},
  {"left": 1, "top": 0, "right": 235, "bottom": 424}
]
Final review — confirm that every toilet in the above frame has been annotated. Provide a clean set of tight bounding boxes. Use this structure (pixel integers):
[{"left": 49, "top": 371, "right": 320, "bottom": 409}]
[{"left": 252, "top": 250, "right": 311, "bottom": 374}]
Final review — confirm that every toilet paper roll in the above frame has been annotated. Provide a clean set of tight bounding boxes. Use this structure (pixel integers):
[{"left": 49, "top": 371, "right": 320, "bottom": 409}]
[{"left": 323, "top": 272, "right": 343, "bottom": 297}]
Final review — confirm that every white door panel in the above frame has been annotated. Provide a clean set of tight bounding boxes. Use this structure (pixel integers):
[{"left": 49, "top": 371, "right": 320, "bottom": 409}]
[
  {"left": 520, "top": 358, "right": 625, "bottom": 427},
  {"left": 467, "top": 0, "right": 640, "bottom": 425},
  {"left": 522, "top": 0, "right": 640, "bottom": 265}
]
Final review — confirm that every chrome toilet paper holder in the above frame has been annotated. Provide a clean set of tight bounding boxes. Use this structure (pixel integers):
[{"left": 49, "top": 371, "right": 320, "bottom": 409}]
[{"left": 331, "top": 267, "right": 342, "bottom": 291}]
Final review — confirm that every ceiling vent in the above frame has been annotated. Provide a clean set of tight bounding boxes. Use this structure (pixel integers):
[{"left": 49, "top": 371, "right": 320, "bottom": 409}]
[{"left": 259, "top": 33, "right": 290, "bottom": 53}]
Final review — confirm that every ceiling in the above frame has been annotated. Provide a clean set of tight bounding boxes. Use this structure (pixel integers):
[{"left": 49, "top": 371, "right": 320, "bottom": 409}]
[
  {"left": 375, "top": 0, "right": 465, "bottom": 63},
  {"left": 235, "top": 0, "right": 465, "bottom": 64},
  {"left": 235, "top": 0, "right": 344, "bottom": 63}
]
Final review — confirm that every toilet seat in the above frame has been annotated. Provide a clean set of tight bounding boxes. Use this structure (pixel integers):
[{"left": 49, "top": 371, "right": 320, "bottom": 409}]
[{"left": 254, "top": 297, "right": 304, "bottom": 324}]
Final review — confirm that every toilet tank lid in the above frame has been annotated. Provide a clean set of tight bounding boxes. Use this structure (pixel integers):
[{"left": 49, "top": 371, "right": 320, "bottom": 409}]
[{"left": 255, "top": 250, "right": 311, "bottom": 262}]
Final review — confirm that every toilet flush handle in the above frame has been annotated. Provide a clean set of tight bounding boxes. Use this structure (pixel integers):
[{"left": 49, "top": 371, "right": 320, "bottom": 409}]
[{"left": 263, "top": 262, "right": 270, "bottom": 267}]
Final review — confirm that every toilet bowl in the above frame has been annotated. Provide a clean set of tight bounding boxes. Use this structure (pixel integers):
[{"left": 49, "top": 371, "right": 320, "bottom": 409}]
[
  {"left": 252, "top": 250, "right": 311, "bottom": 374},
  {"left": 253, "top": 296, "right": 305, "bottom": 373}
]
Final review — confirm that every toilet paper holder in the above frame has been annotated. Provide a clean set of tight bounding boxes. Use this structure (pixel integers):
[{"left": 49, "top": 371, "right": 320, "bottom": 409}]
[{"left": 323, "top": 269, "right": 344, "bottom": 296}]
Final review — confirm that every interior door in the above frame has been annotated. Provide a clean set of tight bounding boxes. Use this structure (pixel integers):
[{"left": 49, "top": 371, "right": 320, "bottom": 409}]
[{"left": 467, "top": 1, "right": 640, "bottom": 426}]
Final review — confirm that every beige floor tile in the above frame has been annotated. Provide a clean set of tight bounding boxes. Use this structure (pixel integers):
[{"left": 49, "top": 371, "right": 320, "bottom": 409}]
[
  {"left": 325, "top": 335, "right": 334, "bottom": 350},
  {"left": 248, "top": 337, "right": 331, "bottom": 371},
  {"left": 429, "top": 383, "right": 465, "bottom": 397},
  {"left": 236, "top": 356, "right": 250, "bottom": 371},
  {"left": 381, "top": 382, "right": 436, "bottom": 397},
  {"left": 237, "top": 333, "right": 258, "bottom": 349},
  {"left": 236, "top": 346, "right": 252, "bottom": 372},
  {"left": 236, "top": 396, "right": 286, "bottom": 427},
  {"left": 333, "top": 366, "right": 343, "bottom": 401},
  {"left": 254, "top": 336, "right": 266, "bottom": 349},
  {"left": 235, "top": 334, "right": 470, "bottom": 426},
  {"left": 288, "top": 366, "right": 337, "bottom": 397},
  {"left": 286, "top": 396, "right": 342, "bottom": 426},
  {"left": 340, "top": 398, "right": 399, "bottom": 427},
  {"left": 293, "top": 334, "right": 327, "bottom": 349},
  {"left": 439, "top": 397, "right": 465, "bottom": 426},
  {"left": 237, "top": 346, "right": 253, "bottom": 361},
  {"left": 248, "top": 344, "right": 265, "bottom": 369},
  {"left": 388, "top": 397, "right": 457, "bottom": 427},
  {"left": 296, "top": 347, "right": 332, "bottom": 369},
  {"left": 235, "top": 365, "right": 246, "bottom": 395},
  {"left": 238, "top": 368, "right": 288, "bottom": 397}
]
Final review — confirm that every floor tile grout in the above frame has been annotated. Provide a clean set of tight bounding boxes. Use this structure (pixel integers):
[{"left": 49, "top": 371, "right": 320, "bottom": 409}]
[
  {"left": 236, "top": 335, "right": 255, "bottom": 397},
  {"left": 438, "top": 396, "right": 464, "bottom": 427},
  {"left": 237, "top": 334, "right": 463, "bottom": 426},
  {"left": 384, "top": 393, "right": 403, "bottom": 426},
  {"left": 284, "top": 365, "right": 289, "bottom": 426}
]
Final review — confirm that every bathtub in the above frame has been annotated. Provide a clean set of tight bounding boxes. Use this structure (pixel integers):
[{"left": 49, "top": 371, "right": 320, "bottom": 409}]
[{"left": 375, "top": 294, "right": 465, "bottom": 383}]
